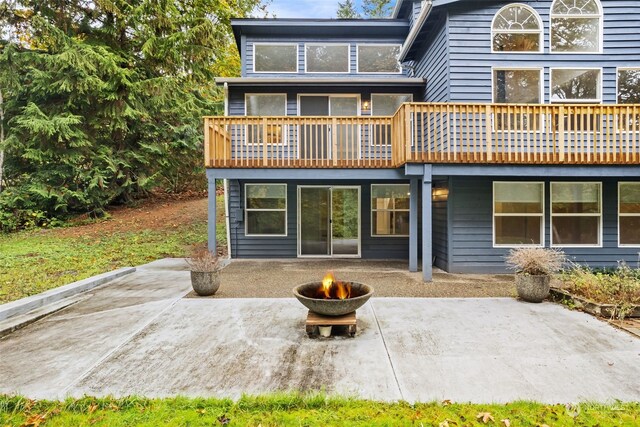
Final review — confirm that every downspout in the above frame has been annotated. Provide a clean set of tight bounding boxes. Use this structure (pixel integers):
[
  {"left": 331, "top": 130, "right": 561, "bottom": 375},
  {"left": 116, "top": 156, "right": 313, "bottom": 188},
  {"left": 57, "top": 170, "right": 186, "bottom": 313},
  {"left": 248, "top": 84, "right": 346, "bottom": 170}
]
[
  {"left": 398, "top": 0, "right": 433, "bottom": 63},
  {"left": 223, "top": 82, "right": 232, "bottom": 258}
]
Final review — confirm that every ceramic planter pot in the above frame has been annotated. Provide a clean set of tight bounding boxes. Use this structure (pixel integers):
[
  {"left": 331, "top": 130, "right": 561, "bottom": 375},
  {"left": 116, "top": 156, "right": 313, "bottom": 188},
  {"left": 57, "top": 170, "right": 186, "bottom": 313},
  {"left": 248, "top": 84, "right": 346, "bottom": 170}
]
[
  {"left": 191, "top": 271, "right": 220, "bottom": 296},
  {"left": 515, "top": 274, "right": 550, "bottom": 303}
]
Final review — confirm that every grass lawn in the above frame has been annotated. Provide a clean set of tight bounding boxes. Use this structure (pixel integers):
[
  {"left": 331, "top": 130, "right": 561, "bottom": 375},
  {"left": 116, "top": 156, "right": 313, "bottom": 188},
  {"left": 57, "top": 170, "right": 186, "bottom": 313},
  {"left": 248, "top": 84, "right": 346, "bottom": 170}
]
[
  {"left": 0, "top": 395, "right": 638, "bottom": 426},
  {"left": 0, "top": 196, "right": 225, "bottom": 304}
]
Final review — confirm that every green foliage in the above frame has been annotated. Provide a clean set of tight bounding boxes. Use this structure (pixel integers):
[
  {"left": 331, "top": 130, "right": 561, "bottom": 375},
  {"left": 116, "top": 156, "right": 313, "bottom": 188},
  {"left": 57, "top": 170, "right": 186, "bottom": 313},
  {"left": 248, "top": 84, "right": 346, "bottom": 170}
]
[
  {"left": 362, "top": 0, "right": 394, "bottom": 18},
  {"left": 337, "top": 0, "right": 361, "bottom": 19},
  {"left": 561, "top": 263, "right": 640, "bottom": 313},
  {"left": 0, "top": 0, "right": 261, "bottom": 231},
  {"left": 1, "top": 394, "right": 639, "bottom": 426}
]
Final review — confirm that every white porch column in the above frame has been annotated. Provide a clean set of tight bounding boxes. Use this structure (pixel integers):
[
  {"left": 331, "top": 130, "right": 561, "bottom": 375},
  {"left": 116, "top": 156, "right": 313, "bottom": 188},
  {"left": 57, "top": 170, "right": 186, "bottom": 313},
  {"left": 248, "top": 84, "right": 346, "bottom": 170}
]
[{"left": 409, "top": 178, "right": 419, "bottom": 272}]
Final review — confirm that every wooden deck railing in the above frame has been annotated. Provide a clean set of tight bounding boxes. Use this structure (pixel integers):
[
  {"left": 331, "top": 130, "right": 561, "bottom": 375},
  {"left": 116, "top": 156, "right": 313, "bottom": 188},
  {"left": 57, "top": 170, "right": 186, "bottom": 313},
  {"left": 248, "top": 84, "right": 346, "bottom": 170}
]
[{"left": 205, "top": 103, "right": 640, "bottom": 168}]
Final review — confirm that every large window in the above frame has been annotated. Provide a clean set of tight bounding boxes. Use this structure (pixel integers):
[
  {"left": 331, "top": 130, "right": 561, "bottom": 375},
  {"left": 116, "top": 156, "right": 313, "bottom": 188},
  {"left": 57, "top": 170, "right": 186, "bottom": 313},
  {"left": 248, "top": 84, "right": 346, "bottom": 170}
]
[
  {"left": 305, "top": 44, "right": 350, "bottom": 73},
  {"left": 492, "top": 4, "right": 542, "bottom": 52},
  {"left": 245, "top": 184, "right": 287, "bottom": 236},
  {"left": 493, "top": 182, "right": 544, "bottom": 246},
  {"left": 493, "top": 69, "right": 542, "bottom": 130},
  {"left": 371, "top": 94, "right": 413, "bottom": 116},
  {"left": 619, "top": 183, "right": 640, "bottom": 247},
  {"left": 551, "top": 182, "right": 601, "bottom": 247},
  {"left": 357, "top": 44, "right": 401, "bottom": 73},
  {"left": 550, "top": 0, "right": 602, "bottom": 53},
  {"left": 551, "top": 68, "right": 601, "bottom": 103},
  {"left": 618, "top": 69, "right": 640, "bottom": 104},
  {"left": 245, "top": 94, "right": 287, "bottom": 144},
  {"left": 371, "top": 184, "right": 410, "bottom": 237},
  {"left": 253, "top": 44, "right": 298, "bottom": 73}
]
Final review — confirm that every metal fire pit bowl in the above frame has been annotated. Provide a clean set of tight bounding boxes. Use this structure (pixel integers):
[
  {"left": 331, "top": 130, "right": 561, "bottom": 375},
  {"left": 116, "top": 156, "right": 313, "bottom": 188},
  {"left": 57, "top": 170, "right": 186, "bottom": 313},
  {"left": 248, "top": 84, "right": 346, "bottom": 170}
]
[{"left": 293, "top": 282, "right": 374, "bottom": 316}]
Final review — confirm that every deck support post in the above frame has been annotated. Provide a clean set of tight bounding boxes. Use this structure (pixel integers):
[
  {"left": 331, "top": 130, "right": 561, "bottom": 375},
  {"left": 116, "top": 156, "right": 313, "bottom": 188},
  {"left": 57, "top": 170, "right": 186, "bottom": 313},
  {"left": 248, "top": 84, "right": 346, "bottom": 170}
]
[
  {"left": 207, "top": 172, "right": 217, "bottom": 255},
  {"left": 409, "top": 178, "right": 419, "bottom": 272},
  {"left": 422, "top": 165, "right": 433, "bottom": 282}
]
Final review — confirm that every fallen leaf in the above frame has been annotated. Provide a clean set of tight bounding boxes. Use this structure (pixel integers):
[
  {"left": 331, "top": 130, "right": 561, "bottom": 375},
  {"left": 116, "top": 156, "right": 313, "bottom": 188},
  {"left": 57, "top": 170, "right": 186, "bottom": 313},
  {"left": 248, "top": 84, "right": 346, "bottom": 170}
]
[
  {"left": 501, "top": 419, "right": 511, "bottom": 427},
  {"left": 88, "top": 404, "right": 98, "bottom": 414},
  {"left": 21, "top": 413, "right": 47, "bottom": 427},
  {"left": 441, "top": 399, "right": 452, "bottom": 406},
  {"left": 439, "top": 421, "right": 450, "bottom": 427},
  {"left": 218, "top": 414, "right": 231, "bottom": 425},
  {"left": 196, "top": 409, "right": 206, "bottom": 415},
  {"left": 477, "top": 412, "right": 495, "bottom": 423}
]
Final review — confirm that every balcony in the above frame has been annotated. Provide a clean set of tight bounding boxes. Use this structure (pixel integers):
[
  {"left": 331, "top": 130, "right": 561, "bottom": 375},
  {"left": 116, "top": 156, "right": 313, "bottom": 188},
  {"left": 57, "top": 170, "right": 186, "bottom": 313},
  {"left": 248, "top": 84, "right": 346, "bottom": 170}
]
[{"left": 204, "top": 103, "right": 640, "bottom": 168}]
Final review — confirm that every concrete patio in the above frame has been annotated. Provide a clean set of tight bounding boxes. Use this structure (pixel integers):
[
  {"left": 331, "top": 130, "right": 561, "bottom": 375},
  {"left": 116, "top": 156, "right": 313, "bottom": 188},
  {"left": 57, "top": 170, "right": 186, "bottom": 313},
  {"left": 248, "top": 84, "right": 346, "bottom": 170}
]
[{"left": 0, "top": 258, "right": 639, "bottom": 403}]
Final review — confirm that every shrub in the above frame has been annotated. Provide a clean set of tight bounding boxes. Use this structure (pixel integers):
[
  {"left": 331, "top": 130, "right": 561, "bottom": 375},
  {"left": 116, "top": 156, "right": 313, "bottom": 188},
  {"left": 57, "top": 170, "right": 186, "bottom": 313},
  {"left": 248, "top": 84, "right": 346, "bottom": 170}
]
[
  {"left": 505, "top": 247, "right": 566, "bottom": 276},
  {"left": 561, "top": 262, "right": 640, "bottom": 307},
  {"left": 186, "top": 249, "right": 220, "bottom": 272}
]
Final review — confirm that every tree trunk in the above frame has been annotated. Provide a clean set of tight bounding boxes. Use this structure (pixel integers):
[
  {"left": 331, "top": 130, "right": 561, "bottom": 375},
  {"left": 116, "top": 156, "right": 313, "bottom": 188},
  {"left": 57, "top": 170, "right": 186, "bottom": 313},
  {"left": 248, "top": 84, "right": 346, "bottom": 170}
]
[{"left": 0, "top": 87, "right": 4, "bottom": 193}]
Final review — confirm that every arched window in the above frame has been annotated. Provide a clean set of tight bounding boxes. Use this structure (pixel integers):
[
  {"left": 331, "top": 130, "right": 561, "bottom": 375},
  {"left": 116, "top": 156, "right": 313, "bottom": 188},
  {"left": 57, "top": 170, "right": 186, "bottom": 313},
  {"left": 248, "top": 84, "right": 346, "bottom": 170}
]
[
  {"left": 492, "top": 4, "right": 542, "bottom": 52},
  {"left": 551, "top": 0, "right": 602, "bottom": 53}
]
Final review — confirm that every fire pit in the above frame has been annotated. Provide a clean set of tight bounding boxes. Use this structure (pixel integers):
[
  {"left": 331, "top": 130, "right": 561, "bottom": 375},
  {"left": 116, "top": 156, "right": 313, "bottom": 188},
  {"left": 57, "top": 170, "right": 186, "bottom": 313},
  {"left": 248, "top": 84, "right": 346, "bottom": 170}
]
[{"left": 293, "top": 272, "right": 374, "bottom": 317}]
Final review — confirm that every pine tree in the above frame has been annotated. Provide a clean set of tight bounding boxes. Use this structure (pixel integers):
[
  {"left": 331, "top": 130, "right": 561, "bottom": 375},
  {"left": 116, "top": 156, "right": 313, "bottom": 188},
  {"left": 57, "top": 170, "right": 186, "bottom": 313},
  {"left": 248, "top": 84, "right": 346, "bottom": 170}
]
[
  {"left": 0, "top": 0, "right": 263, "bottom": 230},
  {"left": 362, "top": 0, "right": 393, "bottom": 18},
  {"left": 337, "top": 0, "right": 361, "bottom": 19}
]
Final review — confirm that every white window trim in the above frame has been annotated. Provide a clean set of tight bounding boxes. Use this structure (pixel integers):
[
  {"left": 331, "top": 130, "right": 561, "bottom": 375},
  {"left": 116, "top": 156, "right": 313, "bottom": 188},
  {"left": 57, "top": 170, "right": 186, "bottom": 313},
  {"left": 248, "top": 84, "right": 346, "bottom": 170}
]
[
  {"left": 618, "top": 182, "right": 640, "bottom": 247},
  {"left": 252, "top": 43, "right": 299, "bottom": 74},
  {"left": 304, "top": 43, "right": 351, "bottom": 74},
  {"left": 550, "top": 181, "right": 603, "bottom": 248},
  {"left": 491, "top": 4, "right": 543, "bottom": 54},
  {"left": 490, "top": 68, "right": 544, "bottom": 133},
  {"left": 245, "top": 183, "right": 288, "bottom": 237},
  {"left": 355, "top": 43, "right": 403, "bottom": 74},
  {"left": 371, "top": 183, "right": 411, "bottom": 238},
  {"left": 550, "top": 0, "right": 603, "bottom": 54},
  {"left": 370, "top": 93, "right": 413, "bottom": 116},
  {"left": 550, "top": 67, "right": 603, "bottom": 103},
  {"left": 616, "top": 66, "right": 640, "bottom": 104},
  {"left": 369, "top": 94, "right": 413, "bottom": 146},
  {"left": 492, "top": 181, "right": 545, "bottom": 248},
  {"left": 244, "top": 93, "right": 288, "bottom": 146}
]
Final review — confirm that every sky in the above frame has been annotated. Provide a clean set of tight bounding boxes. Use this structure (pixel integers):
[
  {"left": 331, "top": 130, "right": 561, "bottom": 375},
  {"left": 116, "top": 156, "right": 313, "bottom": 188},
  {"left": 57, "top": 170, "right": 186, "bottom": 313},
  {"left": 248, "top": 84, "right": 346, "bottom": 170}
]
[{"left": 265, "top": 0, "right": 369, "bottom": 19}]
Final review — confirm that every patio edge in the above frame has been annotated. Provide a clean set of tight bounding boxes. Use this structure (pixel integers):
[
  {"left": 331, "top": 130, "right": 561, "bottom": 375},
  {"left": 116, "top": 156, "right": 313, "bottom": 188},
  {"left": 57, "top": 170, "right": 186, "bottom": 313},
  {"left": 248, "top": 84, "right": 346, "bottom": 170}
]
[{"left": 0, "top": 267, "right": 136, "bottom": 322}]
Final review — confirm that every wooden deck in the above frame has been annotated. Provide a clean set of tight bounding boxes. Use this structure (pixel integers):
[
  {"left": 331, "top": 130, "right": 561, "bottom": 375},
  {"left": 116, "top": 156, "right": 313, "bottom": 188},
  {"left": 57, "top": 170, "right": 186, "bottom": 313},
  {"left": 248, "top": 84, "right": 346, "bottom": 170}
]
[{"left": 204, "top": 103, "right": 640, "bottom": 168}]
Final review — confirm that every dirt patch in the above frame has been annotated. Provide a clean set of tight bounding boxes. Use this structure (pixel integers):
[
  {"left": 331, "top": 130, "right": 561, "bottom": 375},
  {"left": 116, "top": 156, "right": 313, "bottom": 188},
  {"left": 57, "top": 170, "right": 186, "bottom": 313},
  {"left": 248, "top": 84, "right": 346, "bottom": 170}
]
[{"left": 42, "top": 196, "right": 209, "bottom": 239}]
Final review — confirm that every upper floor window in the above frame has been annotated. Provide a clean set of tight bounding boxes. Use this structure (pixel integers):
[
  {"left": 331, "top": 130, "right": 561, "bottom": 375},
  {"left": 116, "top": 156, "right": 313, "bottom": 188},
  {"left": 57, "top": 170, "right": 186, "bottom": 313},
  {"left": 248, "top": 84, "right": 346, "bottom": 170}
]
[
  {"left": 618, "top": 69, "right": 640, "bottom": 104},
  {"left": 551, "top": 68, "right": 601, "bottom": 103},
  {"left": 305, "top": 44, "right": 350, "bottom": 73},
  {"left": 253, "top": 44, "right": 298, "bottom": 73},
  {"left": 550, "top": 0, "right": 602, "bottom": 53},
  {"left": 357, "top": 44, "right": 401, "bottom": 73},
  {"left": 492, "top": 4, "right": 542, "bottom": 52}
]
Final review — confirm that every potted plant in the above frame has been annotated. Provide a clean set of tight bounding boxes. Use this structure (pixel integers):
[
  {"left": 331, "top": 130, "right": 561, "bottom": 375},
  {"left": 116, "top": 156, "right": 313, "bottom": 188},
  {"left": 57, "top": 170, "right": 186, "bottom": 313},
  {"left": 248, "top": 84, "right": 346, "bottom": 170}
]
[
  {"left": 186, "top": 249, "right": 221, "bottom": 296},
  {"left": 505, "top": 247, "right": 565, "bottom": 303}
]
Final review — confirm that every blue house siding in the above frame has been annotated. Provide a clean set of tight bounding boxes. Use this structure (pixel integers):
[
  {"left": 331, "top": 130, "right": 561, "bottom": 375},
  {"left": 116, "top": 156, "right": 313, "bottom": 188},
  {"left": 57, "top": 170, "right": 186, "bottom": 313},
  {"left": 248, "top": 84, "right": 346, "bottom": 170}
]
[
  {"left": 448, "top": 176, "right": 640, "bottom": 273},
  {"left": 227, "top": 179, "right": 412, "bottom": 260},
  {"left": 413, "top": 13, "right": 449, "bottom": 102},
  {"left": 245, "top": 38, "right": 408, "bottom": 78},
  {"left": 444, "top": 1, "right": 640, "bottom": 103}
]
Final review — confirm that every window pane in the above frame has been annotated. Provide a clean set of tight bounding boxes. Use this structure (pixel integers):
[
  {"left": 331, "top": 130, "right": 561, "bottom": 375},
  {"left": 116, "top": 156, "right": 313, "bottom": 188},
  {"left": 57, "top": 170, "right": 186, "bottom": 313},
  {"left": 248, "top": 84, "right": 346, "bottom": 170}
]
[
  {"left": 620, "top": 217, "right": 640, "bottom": 245},
  {"left": 618, "top": 69, "right": 640, "bottom": 104},
  {"left": 372, "top": 211, "right": 409, "bottom": 236},
  {"left": 371, "top": 94, "right": 412, "bottom": 116},
  {"left": 553, "top": 216, "right": 599, "bottom": 245},
  {"left": 493, "top": 5, "right": 540, "bottom": 30},
  {"left": 551, "top": 17, "right": 600, "bottom": 52},
  {"left": 495, "top": 216, "right": 542, "bottom": 245},
  {"left": 246, "top": 185, "right": 286, "bottom": 209},
  {"left": 493, "top": 33, "right": 540, "bottom": 52},
  {"left": 254, "top": 44, "right": 297, "bottom": 72},
  {"left": 551, "top": 69, "right": 600, "bottom": 101},
  {"left": 620, "top": 183, "right": 640, "bottom": 214},
  {"left": 247, "top": 211, "right": 286, "bottom": 235},
  {"left": 495, "top": 182, "right": 543, "bottom": 214},
  {"left": 552, "top": 183, "right": 600, "bottom": 213},
  {"left": 306, "top": 45, "right": 349, "bottom": 73},
  {"left": 494, "top": 70, "right": 541, "bottom": 103},
  {"left": 246, "top": 95, "right": 286, "bottom": 116},
  {"left": 551, "top": 0, "right": 599, "bottom": 15},
  {"left": 358, "top": 45, "right": 400, "bottom": 73},
  {"left": 372, "top": 184, "right": 410, "bottom": 200}
]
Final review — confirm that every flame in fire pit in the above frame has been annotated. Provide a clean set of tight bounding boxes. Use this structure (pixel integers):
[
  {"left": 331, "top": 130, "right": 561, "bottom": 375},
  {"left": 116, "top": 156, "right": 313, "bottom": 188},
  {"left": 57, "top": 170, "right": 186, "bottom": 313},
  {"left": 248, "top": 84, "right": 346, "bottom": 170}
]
[{"left": 319, "top": 271, "right": 352, "bottom": 300}]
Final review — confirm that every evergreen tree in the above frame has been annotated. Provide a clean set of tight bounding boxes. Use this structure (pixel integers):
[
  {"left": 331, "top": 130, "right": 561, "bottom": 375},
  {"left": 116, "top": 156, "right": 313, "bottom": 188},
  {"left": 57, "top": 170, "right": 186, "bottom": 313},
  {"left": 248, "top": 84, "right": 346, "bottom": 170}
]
[
  {"left": 362, "top": 0, "right": 393, "bottom": 18},
  {"left": 0, "top": 0, "right": 263, "bottom": 230},
  {"left": 337, "top": 0, "right": 361, "bottom": 19}
]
